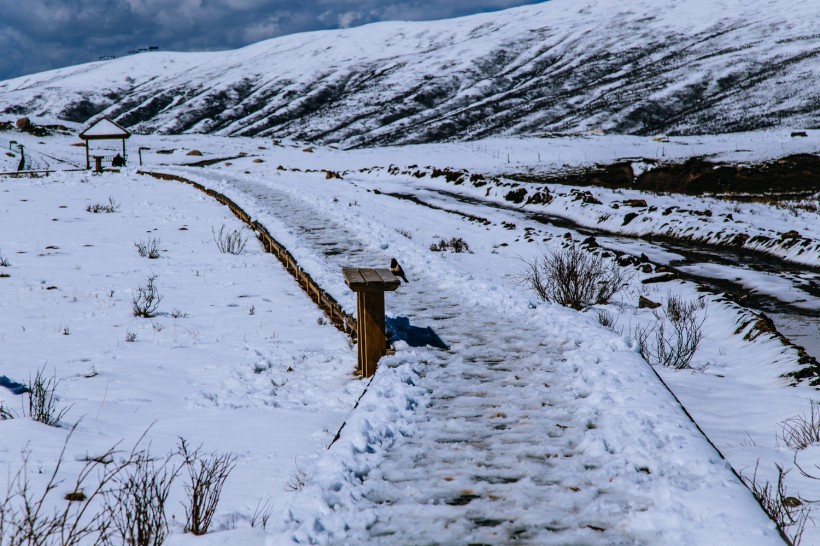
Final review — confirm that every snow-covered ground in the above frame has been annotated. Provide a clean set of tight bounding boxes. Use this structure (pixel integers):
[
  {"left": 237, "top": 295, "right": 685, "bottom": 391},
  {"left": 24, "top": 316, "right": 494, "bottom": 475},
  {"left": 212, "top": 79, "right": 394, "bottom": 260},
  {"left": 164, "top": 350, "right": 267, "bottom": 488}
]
[
  {"left": 1, "top": 129, "right": 818, "bottom": 544},
  {"left": 0, "top": 170, "right": 363, "bottom": 542}
]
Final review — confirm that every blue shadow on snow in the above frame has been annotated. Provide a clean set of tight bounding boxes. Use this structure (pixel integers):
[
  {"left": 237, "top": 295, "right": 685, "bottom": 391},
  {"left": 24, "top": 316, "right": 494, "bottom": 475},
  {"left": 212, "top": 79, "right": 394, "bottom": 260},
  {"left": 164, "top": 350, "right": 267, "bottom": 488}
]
[
  {"left": 386, "top": 316, "right": 449, "bottom": 350},
  {"left": 0, "top": 375, "right": 28, "bottom": 395}
]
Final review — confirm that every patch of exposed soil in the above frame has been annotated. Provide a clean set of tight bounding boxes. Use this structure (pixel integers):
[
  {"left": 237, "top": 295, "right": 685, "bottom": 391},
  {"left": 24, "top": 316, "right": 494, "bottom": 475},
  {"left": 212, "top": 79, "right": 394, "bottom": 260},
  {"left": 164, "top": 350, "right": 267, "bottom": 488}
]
[{"left": 506, "top": 153, "right": 820, "bottom": 197}]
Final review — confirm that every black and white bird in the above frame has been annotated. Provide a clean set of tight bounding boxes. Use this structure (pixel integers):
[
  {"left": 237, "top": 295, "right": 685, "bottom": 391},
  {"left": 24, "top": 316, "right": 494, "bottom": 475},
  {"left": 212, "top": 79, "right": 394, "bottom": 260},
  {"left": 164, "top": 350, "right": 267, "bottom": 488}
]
[{"left": 390, "top": 258, "right": 409, "bottom": 283}]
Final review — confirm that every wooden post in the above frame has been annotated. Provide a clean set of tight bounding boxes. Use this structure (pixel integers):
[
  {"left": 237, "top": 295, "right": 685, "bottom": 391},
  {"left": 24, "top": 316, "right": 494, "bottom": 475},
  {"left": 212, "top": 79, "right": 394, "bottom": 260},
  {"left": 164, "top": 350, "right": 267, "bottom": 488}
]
[
  {"left": 360, "top": 291, "right": 385, "bottom": 377},
  {"left": 93, "top": 156, "right": 103, "bottom": 173},
  {"left": 356, "top": 291, "right": 365, "bottom": 376},
  {"left": 342, "top": 268, "right": 400, "bottom": 378}
]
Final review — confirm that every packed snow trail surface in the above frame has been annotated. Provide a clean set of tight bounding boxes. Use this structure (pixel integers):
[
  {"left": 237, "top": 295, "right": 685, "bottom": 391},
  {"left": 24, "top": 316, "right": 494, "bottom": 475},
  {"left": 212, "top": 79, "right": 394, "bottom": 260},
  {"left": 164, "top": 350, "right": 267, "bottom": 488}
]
[{"left": 162, "top": 168, "right": 781, "bottom": 544}]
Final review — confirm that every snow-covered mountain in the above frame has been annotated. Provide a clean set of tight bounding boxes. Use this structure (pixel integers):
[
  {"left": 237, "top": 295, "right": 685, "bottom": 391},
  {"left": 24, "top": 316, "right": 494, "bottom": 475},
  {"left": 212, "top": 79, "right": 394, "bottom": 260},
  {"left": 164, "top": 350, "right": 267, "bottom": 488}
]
[{"left": 1, "top": 0, "right": 818, "bottom": 146}]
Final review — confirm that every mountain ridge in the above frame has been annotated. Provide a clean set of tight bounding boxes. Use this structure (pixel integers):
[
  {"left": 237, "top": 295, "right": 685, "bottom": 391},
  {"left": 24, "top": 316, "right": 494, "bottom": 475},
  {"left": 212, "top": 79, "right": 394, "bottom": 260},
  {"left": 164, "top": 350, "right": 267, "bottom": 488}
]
[{"left": 1, "top": 0, "right": 818, "bottom": 145}]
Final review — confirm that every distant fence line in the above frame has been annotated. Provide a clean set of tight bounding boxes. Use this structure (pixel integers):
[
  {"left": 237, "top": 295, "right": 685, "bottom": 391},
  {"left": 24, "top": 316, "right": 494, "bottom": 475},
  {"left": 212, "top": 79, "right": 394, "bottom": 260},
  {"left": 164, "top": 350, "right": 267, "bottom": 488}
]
[
  {"left": 137, "top": 170, "right": 358, "bottom": 340},
  {"left": 0, "top": 136, "right": 22, "bottom": 153},
  {"left": 0, "top": 137, "right": 52, "bottom": 171},
  {"left": 0, "top": 136, "right": 25, "bottom": 170}
]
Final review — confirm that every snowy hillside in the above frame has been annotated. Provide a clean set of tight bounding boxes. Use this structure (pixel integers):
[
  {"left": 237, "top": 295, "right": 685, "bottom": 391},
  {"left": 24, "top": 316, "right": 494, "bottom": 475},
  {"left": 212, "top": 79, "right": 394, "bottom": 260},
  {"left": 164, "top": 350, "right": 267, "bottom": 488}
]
[{"left": 1, "top": 0, "right": 818, "bottom": 145}]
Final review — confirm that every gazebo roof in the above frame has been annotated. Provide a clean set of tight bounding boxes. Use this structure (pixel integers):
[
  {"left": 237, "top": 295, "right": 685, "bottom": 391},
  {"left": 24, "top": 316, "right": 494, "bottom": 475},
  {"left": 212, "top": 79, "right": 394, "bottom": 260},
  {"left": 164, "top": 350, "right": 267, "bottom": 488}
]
[{"left": 79, "top": 117, "right": 131, "bottom": 140}]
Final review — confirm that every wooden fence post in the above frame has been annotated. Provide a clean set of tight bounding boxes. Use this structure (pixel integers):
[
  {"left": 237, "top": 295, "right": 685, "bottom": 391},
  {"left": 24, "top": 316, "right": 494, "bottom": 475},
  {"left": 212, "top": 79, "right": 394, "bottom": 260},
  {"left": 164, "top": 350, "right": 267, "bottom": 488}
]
[{"left": 342, "top": 268, "right": 400, "bottom": 377}]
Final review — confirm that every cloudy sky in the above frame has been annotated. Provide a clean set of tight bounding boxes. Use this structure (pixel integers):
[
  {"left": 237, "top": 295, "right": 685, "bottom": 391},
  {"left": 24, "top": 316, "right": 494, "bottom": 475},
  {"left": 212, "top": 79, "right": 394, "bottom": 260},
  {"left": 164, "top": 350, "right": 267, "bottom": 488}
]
[{"left": 0, "top": 0, "right": 548, "bottom": 81}]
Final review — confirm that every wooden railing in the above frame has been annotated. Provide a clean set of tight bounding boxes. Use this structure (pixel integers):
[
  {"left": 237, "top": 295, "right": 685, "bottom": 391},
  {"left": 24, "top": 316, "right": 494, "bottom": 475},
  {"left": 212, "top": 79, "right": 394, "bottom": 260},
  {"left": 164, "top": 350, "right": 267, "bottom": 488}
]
[{"left": 137, "top": 170, "right": 358, "bottom": 340}]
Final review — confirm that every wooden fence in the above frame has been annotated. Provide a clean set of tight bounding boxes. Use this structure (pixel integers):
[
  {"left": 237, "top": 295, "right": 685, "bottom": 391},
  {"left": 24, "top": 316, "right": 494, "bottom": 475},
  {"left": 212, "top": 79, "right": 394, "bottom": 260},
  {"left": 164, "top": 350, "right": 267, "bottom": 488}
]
[{"left": 137, "top": 170, "right": 358, "bottom": 340}]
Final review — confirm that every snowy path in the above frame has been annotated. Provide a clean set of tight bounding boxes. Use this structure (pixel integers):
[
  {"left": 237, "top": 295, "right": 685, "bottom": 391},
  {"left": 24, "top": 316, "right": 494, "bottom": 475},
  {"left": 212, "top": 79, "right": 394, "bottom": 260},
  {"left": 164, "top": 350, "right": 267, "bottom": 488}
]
[{"left": 163, "top": 168, "right": 782, "bottom": 545}]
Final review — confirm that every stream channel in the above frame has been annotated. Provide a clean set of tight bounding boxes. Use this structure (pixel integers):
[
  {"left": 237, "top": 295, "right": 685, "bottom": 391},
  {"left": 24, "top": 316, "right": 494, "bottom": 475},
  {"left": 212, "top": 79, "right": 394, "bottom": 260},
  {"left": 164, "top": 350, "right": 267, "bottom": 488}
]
[{"left": 427, "top": 189, "right": 820, "bottom": 365}]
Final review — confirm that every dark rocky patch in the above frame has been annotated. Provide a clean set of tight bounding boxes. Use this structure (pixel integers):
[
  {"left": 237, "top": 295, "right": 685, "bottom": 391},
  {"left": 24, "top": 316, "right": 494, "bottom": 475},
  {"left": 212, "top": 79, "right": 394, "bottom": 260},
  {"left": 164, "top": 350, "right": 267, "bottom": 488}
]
[
  {"left": 59, "top": 98, "right": 109, "bottom": 123},
  {"left": 639, "top": 295, "right": 662, "bottom": 309},
  {"left": 510, "top": 154, "right": 820, "bottom": 197},
  {"left": 504, "top": 188, "right": 528, "bottom": 203}
]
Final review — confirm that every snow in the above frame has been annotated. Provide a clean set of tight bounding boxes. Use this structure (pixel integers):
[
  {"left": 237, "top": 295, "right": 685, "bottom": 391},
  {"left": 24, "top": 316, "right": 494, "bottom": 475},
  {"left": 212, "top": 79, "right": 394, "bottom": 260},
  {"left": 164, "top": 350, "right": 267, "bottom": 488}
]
[
  {"left": 0, "top": 170, "right": 363, "bottom": 540},
  {"left": 79, "top": 118, "right": 130, "bottom": 138},
  {"left": 1, "top": 129, "right": 817, "bottom": 544}
]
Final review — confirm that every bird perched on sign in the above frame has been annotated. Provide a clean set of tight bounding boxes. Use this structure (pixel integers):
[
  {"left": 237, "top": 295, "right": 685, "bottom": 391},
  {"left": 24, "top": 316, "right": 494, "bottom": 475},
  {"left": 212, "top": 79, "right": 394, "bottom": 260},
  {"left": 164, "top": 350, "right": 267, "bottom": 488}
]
[{"left": 390, "top": 258, "right": 409, "bottom": 283}]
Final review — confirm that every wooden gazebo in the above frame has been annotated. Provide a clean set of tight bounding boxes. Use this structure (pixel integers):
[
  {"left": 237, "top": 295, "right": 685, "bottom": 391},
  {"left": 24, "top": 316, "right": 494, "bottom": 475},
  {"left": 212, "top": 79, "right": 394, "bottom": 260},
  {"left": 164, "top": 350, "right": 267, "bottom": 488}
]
[{"left": 78, "top": 117, "right": 131, "bottom": 170}]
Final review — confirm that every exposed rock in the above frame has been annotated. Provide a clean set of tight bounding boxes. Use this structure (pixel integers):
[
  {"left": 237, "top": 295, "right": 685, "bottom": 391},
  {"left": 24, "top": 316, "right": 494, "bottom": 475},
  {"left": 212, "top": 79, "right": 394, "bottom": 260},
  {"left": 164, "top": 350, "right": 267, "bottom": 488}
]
[
  {"left": 431, "top": 167, "right": 465, "bottom": 184},
  {"left": 504, "top": 188, "right": 528, "bottom": 204},
  {"left": 741, "top": 313, "right": 777, "bottom": 341},
  {"left": 590, "top": 162, "right": 634, "bottom": 186},
  {"left": 641, "top": 272, "right": 678, "bottom": 284},
  {"left": 15, "top": 117, "right": 30, "bottom": 130},
  {"left": 622, "top": 199, "right": 647, "bottom": 207},
  {"left": 622, "top": 212, "right": 639, "bottom": 225},
  {"left": 617, "top": 254, "right": 640, "bottom": 266},
  {"left": 581, "top": 236, "right": 598, "bottom": 248},
  {"left": 571, "top": 190, "right": 602, "bottom": 205},
  {"left": 508, "top": 154, "right": 820, "bottom": 198},
  {"left": 639, "top": 296, "right": 662, "bottom": 309},
  {"left": 526, "top": 190, "right": 552, "bottom": 205}
]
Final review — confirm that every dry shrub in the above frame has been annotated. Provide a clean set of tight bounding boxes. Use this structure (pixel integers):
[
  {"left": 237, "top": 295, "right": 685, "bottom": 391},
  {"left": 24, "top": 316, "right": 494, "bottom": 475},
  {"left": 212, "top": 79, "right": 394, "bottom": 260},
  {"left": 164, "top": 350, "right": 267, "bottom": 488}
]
[
  {"left": 430, "top": 237, "right": 470, "bottom": 253},
  {"left": 0, "top": 426, "right": 140, "bottom": 546},
  {"left": 741, "top": 463, "right": 811, "bottom": 546},
  {"left": 250, "top": 499, "right": 273, "bottom": 530},
  {"left": 85, "top": 196, "right": 119, "bottom": 213},
  {"left": 519, "top": 244, "right": 631, "bottom": 310},
  {"left": 26, "top": 367, "right": 70, "bottom": 426},
  {"left": 634, "top": 309, "right": 705, "bottom": 370},
  {"left": 284, "top": 462, "right": 308, "bottom": 492},
  {"left": 132, "top": 275, "right": 163, "bottom": 318},
  {"left": 178, "top": 438, "right": 237, "bottom": 535},
  {"left": 105, "top": 451, "right": 179, "bottom": 546},
  {"left": 212, "top": 225, "right": 247, "bottom": 255},
  {"left": 135, "top": 239, "right": 161, "bottom": 259},
  {"left": 779, "top": 402, "right": 820, "bottom": 451}
]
